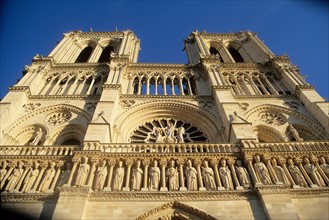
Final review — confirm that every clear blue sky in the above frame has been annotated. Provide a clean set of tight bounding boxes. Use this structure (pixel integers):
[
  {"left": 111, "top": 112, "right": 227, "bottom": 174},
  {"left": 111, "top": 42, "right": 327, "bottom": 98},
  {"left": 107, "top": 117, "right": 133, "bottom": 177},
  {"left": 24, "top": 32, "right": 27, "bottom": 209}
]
[{"left": 1, "top": 0, "right": 328, "bottom": 100}]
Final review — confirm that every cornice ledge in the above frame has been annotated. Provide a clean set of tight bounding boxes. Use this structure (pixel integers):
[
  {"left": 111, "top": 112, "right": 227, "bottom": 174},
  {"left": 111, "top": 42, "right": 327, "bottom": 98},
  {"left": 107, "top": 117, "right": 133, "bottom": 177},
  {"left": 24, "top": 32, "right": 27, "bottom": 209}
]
[
  {"left": 28, "top": 94, "right": 100, "bottom": 100},
  {"left": 289, "top": 188, "right": 329, "bottom": 199},
  {"left": 119, "top": 94, "right": 211, "bottom": 100},
  {"left": 233, "top": 94, "right": 295, "bottom": 99},
  {"left": 9, "top": 86, "right": 31, "bottom": 94},
  {"left": 58, "top": 186, "right": 92, "bottom": 197},
  {"left": 1, "top": 192, "right": 58, "bottom": 203},
  {"left": 128, "top": 63, "right": 187, "bottom": 68},
  {"left": 296, "top": 84, "right": 315, "bottom": 90},
  {"left": 213, "top": 85, "right": 231, "bottom": 90},
  {"left": 255, "top": 184, "right": 291, "bottom": 195},
  {"left": 103, "top": 84, "right": 121, "bottom": 90},
  {"left": 89, "top": 190, "right": 256, "bottom": 201},
  {"left": 52, "top": 62, "right": 109, "bottom": 69}
]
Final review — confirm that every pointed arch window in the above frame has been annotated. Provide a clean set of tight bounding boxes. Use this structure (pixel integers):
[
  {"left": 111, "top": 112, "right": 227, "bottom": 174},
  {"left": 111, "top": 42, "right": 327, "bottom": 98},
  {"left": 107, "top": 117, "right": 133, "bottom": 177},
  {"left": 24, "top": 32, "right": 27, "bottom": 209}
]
[
  {"left": 228, "top": 47, "right": 244, "bottom": 63},
  {"left": 75, "top": 46, "right": 93, "bottom": 63}
]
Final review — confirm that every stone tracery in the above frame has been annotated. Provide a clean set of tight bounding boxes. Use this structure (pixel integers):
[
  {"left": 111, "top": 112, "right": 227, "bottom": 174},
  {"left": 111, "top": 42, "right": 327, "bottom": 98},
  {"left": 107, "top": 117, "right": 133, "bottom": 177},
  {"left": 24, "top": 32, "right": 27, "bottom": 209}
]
[{"left": 130, "top": 119, "right": 207, "bottom": 143}]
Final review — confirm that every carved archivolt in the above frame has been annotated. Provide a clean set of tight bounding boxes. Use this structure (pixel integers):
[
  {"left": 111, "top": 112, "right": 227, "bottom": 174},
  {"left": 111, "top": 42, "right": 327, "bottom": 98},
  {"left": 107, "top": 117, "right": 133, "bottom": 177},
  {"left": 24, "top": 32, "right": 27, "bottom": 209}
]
[
  {"left": 245, "top": 104, "right": 328, "bottom": 141},
  {"left": 136, "top": 201, "right": 217, "bottom": 220},
  {"left": 114, "top": 100, "right": 224, "bottom": 143},
  {"left": 3, "top": 104, "right": 91, "bottom": 136}
]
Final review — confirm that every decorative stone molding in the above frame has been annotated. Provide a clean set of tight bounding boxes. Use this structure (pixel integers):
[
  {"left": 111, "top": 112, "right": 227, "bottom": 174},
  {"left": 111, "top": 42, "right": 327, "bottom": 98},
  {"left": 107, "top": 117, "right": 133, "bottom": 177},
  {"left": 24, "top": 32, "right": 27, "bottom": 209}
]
[
  {"left": 258, "top": 111, "right": 286, "bottom": 126},
  {"left": 89, "top": 190, "right": 255, "bottom": 201},
  {"left": 119, "top": 100, "right": 135, "bottom": 109},
  {"left": 282, "top": 101, "right": 299, "bottom": 109},
  {"left": 23, "top": 103, "right": 41, "bottom": 112},
  {"left": 45, "top": 111, "right": 72, "bottom": 126},
  {"left": 0, "top": 192, "right": 58, "bottom": 203}
]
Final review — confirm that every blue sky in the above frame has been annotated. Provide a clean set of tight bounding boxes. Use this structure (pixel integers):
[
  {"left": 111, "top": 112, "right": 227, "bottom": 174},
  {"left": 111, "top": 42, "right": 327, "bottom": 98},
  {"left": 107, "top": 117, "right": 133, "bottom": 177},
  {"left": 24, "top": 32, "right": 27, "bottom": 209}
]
[{"left": 1, "top": 0, "right": 328, "bottom": 100}]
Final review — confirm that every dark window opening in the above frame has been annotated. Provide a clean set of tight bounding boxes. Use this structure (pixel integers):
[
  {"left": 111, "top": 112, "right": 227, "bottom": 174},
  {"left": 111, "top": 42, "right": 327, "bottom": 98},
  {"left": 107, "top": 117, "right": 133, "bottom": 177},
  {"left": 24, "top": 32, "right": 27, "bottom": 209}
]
[
  {"left": 62, "top": 139, "right": 81, "bottom": 145},
  {"left": 209, "top": 47, "right": 219, "bottom": 55},
  {"left": 228, "top": 47, "right": 244, "bottom": 63},
  {"left": 98, "top": 46, "right": 114, "bottom": 63},
  {"left": 75, "top": 46, "right": 93, "bottom": 63}
]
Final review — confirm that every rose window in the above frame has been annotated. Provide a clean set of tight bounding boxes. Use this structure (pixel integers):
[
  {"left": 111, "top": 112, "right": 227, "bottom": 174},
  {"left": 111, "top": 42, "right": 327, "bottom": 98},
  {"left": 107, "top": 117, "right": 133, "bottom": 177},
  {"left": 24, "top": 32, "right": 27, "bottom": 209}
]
[{"left": 130, "top": 119, "right": 207, "bottom": 143}]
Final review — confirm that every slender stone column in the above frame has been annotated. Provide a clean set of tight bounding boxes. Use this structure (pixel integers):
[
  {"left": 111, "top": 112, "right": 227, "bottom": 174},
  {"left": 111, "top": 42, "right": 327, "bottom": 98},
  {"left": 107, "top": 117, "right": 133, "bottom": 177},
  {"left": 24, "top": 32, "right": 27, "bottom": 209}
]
[
  {"left": 246, "top": 158, "right": 260, "bottom": 186},
  {"left": 177, "top": 159, "right": 187, "bottom": 191},
  {"left": 160, "top": 159, "right": 168, "bottom": 191},
  {"left": 146, "top": 78, "right": 150, "bottom": 95},
  {"left": 265, "top": 158, "right": 279, "bottom": 183},
  {"left": 179, "top": 78, "right": 184, "bottom": 95},
  {"left": 104, "top": 160, "right": 115, "bottom": 191},
  {"left": 195, "top": 160, "right": 206, "bottom": 191},
  {"left": 64, "top": 160, "right": 78, "bottom": 187},
  {"left": 123, "top": 159, "right": 132, "bottom": 191},
  {"left": 279, "top": 159, "right": 296, "bottom": 187},
  {"left": 49, "top": 163, "right": 63, "bottom": 191},
  {"left": 228, "top": 159, "right": 242, "bottom": 190},
  {"left": 32, "top": 164, "right": 47, "bottom": 192},
  {"left": 86, "top": 77, "right": 96, "bottom": 95},
  {"left": 86, "top": 159, "right": 97, "bottom": 187},
  {"left": 141, "top": 160, "right": 150, "bottom": 191},
  {"left": 212, "top": 160, "right": 223, "bottom": 190}
]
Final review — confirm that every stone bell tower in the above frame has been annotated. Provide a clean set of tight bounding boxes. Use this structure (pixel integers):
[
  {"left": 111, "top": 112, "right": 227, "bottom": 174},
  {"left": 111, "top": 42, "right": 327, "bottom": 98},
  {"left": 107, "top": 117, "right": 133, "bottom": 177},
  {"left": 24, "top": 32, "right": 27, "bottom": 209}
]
[{"left": 0, "top": 30, "right": 328, "bottom": 220}]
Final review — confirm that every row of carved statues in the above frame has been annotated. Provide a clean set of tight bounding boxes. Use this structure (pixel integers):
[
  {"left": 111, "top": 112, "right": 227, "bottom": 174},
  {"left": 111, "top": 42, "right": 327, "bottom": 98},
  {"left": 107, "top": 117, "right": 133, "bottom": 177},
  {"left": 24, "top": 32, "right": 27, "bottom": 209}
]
[{"left": 1, "top": 155, "right": 328, "bottom": 193}]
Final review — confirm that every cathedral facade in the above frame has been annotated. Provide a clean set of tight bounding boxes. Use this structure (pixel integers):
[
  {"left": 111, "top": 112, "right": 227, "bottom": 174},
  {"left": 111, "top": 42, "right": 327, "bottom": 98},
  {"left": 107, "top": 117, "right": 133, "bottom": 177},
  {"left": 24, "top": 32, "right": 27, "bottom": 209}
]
[{"left": 0, "top": 30, "right": 328, "bottom": 219}]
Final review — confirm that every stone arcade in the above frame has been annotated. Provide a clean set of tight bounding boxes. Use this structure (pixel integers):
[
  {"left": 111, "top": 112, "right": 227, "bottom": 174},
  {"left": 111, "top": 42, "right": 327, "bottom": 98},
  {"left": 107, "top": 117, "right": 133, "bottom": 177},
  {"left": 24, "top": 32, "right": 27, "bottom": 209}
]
[{"left": 0, "top": 30, "right": 329, "bottom": 219}]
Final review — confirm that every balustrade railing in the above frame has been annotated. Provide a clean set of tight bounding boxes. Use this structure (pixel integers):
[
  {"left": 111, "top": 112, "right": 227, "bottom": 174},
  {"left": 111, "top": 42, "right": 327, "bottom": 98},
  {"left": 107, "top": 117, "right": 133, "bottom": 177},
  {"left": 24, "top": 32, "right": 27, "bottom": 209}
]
[
  {"left": 254, "top": 141, "right": 329, "bottom": 152},
  {"left": 0, "top": 145, "right": 78, "bottom": 156},
  {"left": 83, "top": 143, "right": 241, "bottom": 153}
]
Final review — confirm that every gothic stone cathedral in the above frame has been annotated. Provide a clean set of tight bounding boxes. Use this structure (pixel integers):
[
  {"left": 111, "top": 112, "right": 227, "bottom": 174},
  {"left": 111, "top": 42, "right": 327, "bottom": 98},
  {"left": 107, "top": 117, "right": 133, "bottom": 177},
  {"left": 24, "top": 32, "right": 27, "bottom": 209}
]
[{"left": 0, "top": 30, "right": 328, "bottom": 220}]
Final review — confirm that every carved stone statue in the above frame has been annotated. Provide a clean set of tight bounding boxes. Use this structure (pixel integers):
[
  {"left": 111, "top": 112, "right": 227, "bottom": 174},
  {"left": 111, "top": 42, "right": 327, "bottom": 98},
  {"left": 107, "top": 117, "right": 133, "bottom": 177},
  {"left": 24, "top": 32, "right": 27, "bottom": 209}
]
[
  {"left": 201, "top": 160, "right": 216, "bottom": 190},
  {"left": 29, "top": 128, "right": 44, "bottom": 146},
  {"left": 185, "top": 159, "right": 198, "bottom": 191},
  {"left": 153, "top": 127, "right": 163, "bottom": 143},
  {"left": 131, "top": 160, "right": 143, "bottom": 191},
  {"left": 22, "top": 161, "right": 39, "bottom": 193},
  {"left": 253, "top": 155, "right": 272, "bottom": 185},
  {"left": 287, "top": 158, "right": 307, "bottom": 187},
  {"left": 286, "top": 123, "right": 303, "bottom": 141},
  {"left": 74, "top": 156, "right": 90, "bottom": 187},
  {"left": 5, "top": 161, "right": 24, "bottom": 192},
  {"left": 164, "top": 121, "right": 176, "bottom": 143},
  {"left": 149, "top": 160, "right": 160, "bottom": 191},
  {"left": 112, "top": 160, "right": 124, "bottom": 191},
  {"left": 319, "top": 156, "right": 329, "bottom": 178},
  {"left": 0, "top": 161, "right": 8, "bottom": 182},
  {"left": 176, "top": 127, "right": 185, "bottom": 143},
  {"left": 271, "top": 158, "right": 289, "bottom": 184},
  {"left": 39, "top": 161, "right": 56, "bottom": 192},
  {"left": 219, "top": 159, "right": 233, "bottom": 190},
  {"left": 94, "top": 160, "right": 108, "bottom": 191},
  {"left": 235, "top": 160, "right": 252, "bottom": 189},
  {"left": 166, "top": 160, "right": 179, "bottom": 191},
  {"left": 303, "top": 157, "right": 325, "bottom": 187},
  {"left": 58, "top": 162, "right": 71, "bottom": 187}
]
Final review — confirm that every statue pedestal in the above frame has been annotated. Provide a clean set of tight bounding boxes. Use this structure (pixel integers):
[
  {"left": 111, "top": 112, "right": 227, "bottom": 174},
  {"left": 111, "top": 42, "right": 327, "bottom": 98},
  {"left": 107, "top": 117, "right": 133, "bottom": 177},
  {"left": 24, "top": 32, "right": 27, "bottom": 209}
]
[
  {"left": 217, "top": 187, "right": 226, "bottom": 191},
  {"left": 198, "top": 187, "right": 206, "bottom": 191},
  {"left": 122, "top": 187, "right": 130, "bottom": 191},
  {"left": 235, "top": 186, "right": 245, "bottom": 190},
  {"left": 310, "top": 184, "right": 319, "bottom": 188},
  {"left": 103, "top": 187, "right": 111, "bottom": 191},
  {"left": 160, "top": 187, "right": 168, "bottom": 191},
  {"left": 141, "top": 187, "right": 149, "bottom": 191},
  {"left": 179, "top": 187, "right": 187, "bottom": 191},
  {"left": 292, "top": 185, "right": 301, "bottom": 189}
]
